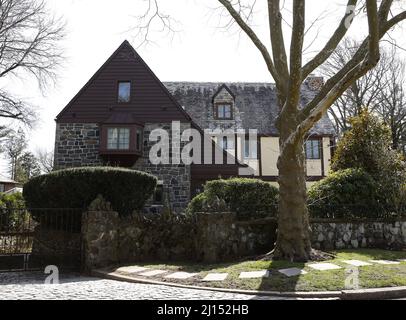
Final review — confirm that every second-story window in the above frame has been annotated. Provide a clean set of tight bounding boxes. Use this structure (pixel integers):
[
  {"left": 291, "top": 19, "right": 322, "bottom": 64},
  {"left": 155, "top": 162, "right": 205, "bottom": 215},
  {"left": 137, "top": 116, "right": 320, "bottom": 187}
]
[
  {"left": 215, "top": 103, "right": 232, "bottom": 120},
  {"left": 305, "top": 139, "right": 321, "bottom": 159},
  {"left": 107, "top": 128, "right": 130, "bottom": 150},
  {"left": 219, "top": 136, "right": 234, "bottom": 150},
  {"left": 244, "top": 136, "right": 257, "bottom": 159},
  {"left": 118, "top": 81, "right": 131, "bottom": 103}
]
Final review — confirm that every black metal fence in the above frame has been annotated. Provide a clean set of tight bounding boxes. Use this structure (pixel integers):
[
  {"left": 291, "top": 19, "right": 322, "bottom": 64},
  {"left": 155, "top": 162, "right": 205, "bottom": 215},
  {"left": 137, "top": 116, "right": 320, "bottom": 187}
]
[{"left": 0, "top": 208, "right": 83, "bottom": 272}]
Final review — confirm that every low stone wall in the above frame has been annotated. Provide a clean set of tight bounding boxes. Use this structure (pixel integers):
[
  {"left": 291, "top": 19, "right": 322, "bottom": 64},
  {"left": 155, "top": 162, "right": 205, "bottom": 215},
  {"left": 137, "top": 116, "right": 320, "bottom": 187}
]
[
  {"left": 117, "top": 214, "right": 196, "bottom": 263},
  {"left": 311, "top": 219, "right": 406, "bottom": 250},
  {"left": 196, "top": 213, "right": 277, "bottom": 263},
  {"left": 80, "top": 210, "right": 406, "bottom": 268},
  {"left": 81, "top": 210, "right": 119, "bottom": 270}
]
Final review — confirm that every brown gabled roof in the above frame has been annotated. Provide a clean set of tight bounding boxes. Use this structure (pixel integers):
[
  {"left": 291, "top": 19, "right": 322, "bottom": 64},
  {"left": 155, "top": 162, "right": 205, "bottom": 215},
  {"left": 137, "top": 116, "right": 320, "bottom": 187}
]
[{"left": 55, "top": 40, "right": 191, "bottom": 122}]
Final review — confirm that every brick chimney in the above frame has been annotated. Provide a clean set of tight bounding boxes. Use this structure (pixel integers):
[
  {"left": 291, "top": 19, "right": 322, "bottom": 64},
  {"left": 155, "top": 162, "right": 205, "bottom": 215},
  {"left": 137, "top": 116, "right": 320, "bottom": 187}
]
[{"left": 306, "top": 74, "right": 324, "bottom": 91}]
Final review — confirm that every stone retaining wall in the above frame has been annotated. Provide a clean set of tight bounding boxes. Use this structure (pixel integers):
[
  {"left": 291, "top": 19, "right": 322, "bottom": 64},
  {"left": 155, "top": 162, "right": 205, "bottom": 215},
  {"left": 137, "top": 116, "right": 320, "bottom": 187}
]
[
  {"left": 311, "top": 220, "right": 406, "bottom": 250},
  {"left": 80, "top": 210, "right": 406, "bottom": 269}
]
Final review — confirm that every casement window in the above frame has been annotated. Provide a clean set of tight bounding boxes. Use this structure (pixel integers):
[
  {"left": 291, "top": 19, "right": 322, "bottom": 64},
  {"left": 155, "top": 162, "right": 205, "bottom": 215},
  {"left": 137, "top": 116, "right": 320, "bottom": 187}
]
[
  {"left": 305, "top": 139, "right": 321, "bottom": 159},
  {"left": 244, "top": 136, "right": 257, "bottom": 159},
  {"left": 107, "top": 128, "right": 130, "bottom": 150},
  {"left": 118, "top": 81, "right": 131, "bottom": 103},
  {"left": 0, "top": 184, "right": 4, "bottom": 193},
  {"left": 219, "top": 136, "right": 234, "bottom": 150},
  {"left": 215, "top": 104, "right": 232, "bottom": 120}
]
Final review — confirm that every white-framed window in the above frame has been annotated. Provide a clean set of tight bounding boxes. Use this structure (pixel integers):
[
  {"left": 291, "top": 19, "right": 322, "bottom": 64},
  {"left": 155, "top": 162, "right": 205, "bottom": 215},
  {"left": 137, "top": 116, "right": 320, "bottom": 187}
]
[
  {"left": 215, "top": 104, "right": 232, "bottom": 119},
  {"left": 107, "top": 128, "right": 130, "bottom": 150},
  {"left": 305, "top": 139, "right": 321, "bottom": 159},
  {"left": 244, "top": 136, "right": 257, "bottom": 159},
  {"left": 118, "top": 81, "right": 131, "bottom": 103},
  {"left": 219, "top": 136, "right": 234, "bottom": 150}
]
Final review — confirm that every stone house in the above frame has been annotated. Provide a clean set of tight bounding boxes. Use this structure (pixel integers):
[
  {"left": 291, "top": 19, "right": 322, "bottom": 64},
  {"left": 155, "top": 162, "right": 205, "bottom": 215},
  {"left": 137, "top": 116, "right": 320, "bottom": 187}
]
[{"left": 54, "top": 40, "right": 335, "bottom": 213}]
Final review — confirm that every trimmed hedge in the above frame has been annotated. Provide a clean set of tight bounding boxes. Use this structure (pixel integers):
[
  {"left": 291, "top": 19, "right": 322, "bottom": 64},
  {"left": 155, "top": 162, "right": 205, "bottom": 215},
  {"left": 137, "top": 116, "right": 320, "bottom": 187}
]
[
  {"left": 23, "top": 167, "right": 157, "bottom": 217},
  {"left": 308, "top": 168, "right": 384, "bottom": 219},
  {"left": 187, "top": 178, "right": 279, "bottom": 218}
]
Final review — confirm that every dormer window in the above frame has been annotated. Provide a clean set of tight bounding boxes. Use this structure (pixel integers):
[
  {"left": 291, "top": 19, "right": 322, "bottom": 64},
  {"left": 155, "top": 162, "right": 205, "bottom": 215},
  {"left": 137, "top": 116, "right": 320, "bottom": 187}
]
[
  {"left": 118, "top": 81, "right": 131, "bottom": 103},
  {"left": 215, "top": 103, "right": 233, "bottom": 120}
]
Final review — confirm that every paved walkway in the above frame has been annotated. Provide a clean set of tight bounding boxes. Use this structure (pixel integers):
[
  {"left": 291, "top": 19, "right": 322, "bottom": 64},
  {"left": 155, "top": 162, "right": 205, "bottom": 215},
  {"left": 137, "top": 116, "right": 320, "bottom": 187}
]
[{"left": 0, "top": 272, "right": 294, "bottom": 300}]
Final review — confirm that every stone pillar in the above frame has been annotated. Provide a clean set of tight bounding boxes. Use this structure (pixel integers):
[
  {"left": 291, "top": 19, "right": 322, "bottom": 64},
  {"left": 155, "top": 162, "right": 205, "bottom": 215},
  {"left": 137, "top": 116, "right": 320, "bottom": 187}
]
[{"left": 81, "top": 209, "right": 119, "bottom": 271}]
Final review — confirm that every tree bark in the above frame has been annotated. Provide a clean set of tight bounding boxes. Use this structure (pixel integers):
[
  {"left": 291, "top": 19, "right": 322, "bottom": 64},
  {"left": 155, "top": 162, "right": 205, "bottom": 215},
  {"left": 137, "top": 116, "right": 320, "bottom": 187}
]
[{"left": 273, "top": 114, "right": 312, "bottom": 262}]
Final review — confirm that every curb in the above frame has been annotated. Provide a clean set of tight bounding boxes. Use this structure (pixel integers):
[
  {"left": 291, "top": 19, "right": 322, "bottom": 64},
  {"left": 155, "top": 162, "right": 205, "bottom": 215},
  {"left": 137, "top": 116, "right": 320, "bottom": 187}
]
[{"left": 92, "top": 269, "right": 406, "bottom": 300}]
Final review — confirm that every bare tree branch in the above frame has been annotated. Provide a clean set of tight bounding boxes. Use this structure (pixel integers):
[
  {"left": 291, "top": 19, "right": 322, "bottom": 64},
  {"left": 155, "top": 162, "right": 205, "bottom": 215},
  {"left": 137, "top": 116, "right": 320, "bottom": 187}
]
[
  {"left": 302, "top": 0, "right": 358, "bottom": 79},
  {"left": 0, "top": 0, "right": 65, "bottom": 127}
]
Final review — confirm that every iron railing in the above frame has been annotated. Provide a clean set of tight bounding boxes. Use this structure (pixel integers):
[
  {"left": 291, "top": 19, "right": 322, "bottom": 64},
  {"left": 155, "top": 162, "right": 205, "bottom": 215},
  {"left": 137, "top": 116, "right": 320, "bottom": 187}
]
[{"left": 0, "top": 208, "right": 83, "bottom": 272}]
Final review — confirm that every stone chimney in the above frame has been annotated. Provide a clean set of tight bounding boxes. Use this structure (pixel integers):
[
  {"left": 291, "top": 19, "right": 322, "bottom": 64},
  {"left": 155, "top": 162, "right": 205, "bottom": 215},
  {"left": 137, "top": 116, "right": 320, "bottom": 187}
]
[{"left": 306, "top": 74, "right": 324, "bottom": 91}]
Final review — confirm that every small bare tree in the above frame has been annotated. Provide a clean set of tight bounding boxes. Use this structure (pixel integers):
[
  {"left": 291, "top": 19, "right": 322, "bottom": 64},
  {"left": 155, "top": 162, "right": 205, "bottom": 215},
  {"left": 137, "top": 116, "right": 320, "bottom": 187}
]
[
  {"left": 0, "top": 0, "right": 65, "bottom": 127},
  {"left": 134, "top": 0, "right": 406, "bottom": 261},
  {"left": 375, "top": 57, "right": 406, "bottom": 154},
  {"left": 35, "top": 148, "right": 54, "bottom": 173},
  {"left": 322, "top": 40, "right": 406, "bottom": 151}
]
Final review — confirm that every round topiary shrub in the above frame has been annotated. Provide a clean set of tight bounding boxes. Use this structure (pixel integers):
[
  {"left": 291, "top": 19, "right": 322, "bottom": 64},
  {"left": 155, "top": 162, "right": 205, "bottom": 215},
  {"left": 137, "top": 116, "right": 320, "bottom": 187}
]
[
  {"left": 187, "top": 178, "right": 279, "bottom": 218},
  {"left": 308, "top": 168, "right": 383, "bottom": 219},
  {"left": 23, "top": 167, "right": 157, "bottom": 218}
]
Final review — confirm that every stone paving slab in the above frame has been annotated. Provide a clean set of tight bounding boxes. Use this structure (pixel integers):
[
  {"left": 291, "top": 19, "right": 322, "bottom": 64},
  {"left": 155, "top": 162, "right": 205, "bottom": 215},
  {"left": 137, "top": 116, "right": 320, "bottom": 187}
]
[
  {"left": 278, "top": 268, "right": 308, "bottom": 277},
  {"left": 138, "top": 270, "right": 168, "bottom": 277},
  {"left": 164, "top": 272, "right": 199, "bottom": 280},
  {"left": 342, "top": 260, "right": 373, "bottom": 267},
  {"left": 239, "top": 270, "right": 270, "bottom": 279},
  {"left": 115, "top": 266, "right": 149, "bottom": 274},
  {"left": 308, "top": 263, "right": 341, "bottom": 271},
  {"left": 202, "top": 273, "right": 229, "bottom": 282},
  {"left": 369, "top": 260, "right": 400, "bottom": 265}
]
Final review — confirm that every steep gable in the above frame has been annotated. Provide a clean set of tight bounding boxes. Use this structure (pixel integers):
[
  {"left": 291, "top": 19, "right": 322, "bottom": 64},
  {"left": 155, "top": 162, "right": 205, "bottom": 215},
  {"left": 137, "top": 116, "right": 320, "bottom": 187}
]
[{"left": 56, "top": 41, "right": 191, "bottom": 124}]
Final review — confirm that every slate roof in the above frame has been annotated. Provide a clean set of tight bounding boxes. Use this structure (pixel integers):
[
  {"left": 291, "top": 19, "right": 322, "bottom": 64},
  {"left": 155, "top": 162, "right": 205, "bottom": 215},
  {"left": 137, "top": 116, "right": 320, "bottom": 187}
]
[{"left": 164, "top": 82, "right": 336, "bottom": 136}]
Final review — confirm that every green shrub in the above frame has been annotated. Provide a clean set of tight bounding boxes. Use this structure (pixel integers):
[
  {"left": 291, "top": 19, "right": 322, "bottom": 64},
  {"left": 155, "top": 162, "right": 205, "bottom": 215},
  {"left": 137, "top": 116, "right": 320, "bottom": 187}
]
[
  {"left": 308, "top": 168, "right": 383, "bottom": 219},
  {"left": 0, "top": 192, "right": 28, "bottom": 231},
  {"left": 187, "top": 193, "right": 208, "bottom": 215},
  {"left": 331, "top": 109, "right": 406, "bottom": 208},
  {"left": 23, "top": 167, "right": 157, "bottom": 218},
  {"left": 187, "top": 178, "right": 279, "bottom": 218}
]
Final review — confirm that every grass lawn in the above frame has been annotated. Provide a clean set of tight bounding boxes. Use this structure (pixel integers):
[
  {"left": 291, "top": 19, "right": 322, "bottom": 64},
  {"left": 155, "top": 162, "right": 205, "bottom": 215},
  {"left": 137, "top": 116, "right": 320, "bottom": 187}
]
[{"left": 111, "top": 249, "right": 406, "bottom": 292}]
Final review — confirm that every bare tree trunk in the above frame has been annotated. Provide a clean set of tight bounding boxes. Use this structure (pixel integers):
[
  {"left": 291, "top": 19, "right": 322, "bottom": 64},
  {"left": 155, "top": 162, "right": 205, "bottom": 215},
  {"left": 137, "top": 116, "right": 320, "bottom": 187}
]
[{"left": 273, "top": 117, "right": 311, "bottom": 261}]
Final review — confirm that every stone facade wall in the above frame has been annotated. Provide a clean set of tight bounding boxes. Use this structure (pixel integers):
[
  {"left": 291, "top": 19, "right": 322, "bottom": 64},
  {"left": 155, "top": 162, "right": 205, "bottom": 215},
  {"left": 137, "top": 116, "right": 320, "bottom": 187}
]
[
  {"left": 54, "top": 123, "right": 102, "bottom": 169},
  {"left": 54, "top": 122, "right": 191, "bottom": 214},
  {"left": 311, "top": 220, "right": 406, "bottom": 250},
  {"left": 133, "top": 123, "right": 191, "bottom": 214}
]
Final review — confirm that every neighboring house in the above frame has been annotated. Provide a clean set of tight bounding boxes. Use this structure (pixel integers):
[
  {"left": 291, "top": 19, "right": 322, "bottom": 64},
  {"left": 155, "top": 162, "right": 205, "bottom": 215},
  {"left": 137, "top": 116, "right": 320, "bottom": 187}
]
[
  {"left": 53, "top": 40, "right": 335, "bottom": 213},
  {"left": 0, "top": 175, "right": 20, "bottom": 193}
]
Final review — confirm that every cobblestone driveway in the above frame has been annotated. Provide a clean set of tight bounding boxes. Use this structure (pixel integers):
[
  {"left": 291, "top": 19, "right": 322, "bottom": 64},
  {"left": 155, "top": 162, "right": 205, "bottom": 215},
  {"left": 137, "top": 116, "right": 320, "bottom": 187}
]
[{"left": 0, "top": 272, "right": 289, "bottom": 300}]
